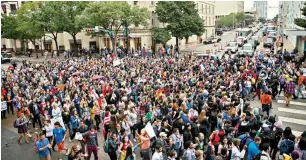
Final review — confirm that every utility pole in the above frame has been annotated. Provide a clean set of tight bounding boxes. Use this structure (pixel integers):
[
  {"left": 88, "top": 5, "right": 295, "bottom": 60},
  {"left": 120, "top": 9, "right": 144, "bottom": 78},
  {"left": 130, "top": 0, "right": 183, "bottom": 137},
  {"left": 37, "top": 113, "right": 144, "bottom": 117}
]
[{"left": 281, "top": 4, "right": 284, "bottom": 52}]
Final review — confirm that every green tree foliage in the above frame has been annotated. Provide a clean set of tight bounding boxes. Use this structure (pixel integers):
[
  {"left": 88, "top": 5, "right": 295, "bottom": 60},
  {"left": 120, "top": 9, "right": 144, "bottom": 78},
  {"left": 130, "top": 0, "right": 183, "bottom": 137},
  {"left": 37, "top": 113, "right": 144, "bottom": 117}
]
[
  {"left": 18, "top": 1, "right": 66, "bottom": 55},
  {"left": 1, "top": 15, "right": 21, "bottom": 40},
  {"left": 295, "top": 2, "right": 306, "bottom": 29},
  {"left": 216, "top": 12, "right": 247, "bottom": 28},
  {"left": 61, "top": 2, "right": 89, "bottom": 52},
  {"left": 16, "top": 1, "right": 44, "bottom": 57},
  {"left": 152, "top": 28, "right": 171, "bottom": 45},
  {"left": 155, "top": 1, "right": 204, "bottom": 50},
  {"left": 77, "top": 2, "right": 149, "bottom": 53}
]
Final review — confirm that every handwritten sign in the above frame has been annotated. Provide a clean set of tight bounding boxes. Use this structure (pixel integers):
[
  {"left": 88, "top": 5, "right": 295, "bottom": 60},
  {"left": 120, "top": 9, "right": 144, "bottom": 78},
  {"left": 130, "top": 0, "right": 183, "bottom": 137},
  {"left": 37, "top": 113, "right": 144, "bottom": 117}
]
[{"left": 1, "top": 101, "right": 7, "bottom": 111}]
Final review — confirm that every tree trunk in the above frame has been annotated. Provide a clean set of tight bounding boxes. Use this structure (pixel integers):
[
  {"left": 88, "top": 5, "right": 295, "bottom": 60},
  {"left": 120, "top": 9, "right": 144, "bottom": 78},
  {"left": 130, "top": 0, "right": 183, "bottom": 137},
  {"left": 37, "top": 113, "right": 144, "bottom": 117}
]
[
  {"left": 185, "top": 37, "right": 189, "bottom": 44},
  {"left": 176, "top": 37, "right": 179, "bottom": 54},
  {"left": 111, "top": 37, "right": 117, "bottom": 54},
  {"left": 43, "top": 36, "right": 46, "bottom": 56},
  {"left": 54, "top": 39, "right": 59, "bottom": 56},
  {"left": 72, "top": 34, "right": 78, "bottom": 55}
]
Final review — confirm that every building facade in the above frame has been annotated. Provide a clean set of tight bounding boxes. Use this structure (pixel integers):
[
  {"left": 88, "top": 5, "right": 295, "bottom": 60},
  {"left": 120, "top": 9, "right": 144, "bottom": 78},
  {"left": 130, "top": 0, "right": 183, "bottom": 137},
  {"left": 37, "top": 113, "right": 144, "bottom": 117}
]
[
  {"left": 215, "top": 1, "right": 244, "bottom": 20},
  {"left": 281, "top": 1, "right": 306, "bottom": 55},
  {"left": 1, "top": 1, "right": 215, "bottom": 52},
  {"left": 253, "top": 1, "right": 268, "bottom": 20}
]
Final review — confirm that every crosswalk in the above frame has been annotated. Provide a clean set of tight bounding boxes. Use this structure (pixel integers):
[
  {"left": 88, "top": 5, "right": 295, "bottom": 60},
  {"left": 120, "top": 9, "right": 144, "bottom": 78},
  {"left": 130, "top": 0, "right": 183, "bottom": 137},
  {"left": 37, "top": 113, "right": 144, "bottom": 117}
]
[{"left": 274, "top": 93, "right": 306, "bottom": 137}]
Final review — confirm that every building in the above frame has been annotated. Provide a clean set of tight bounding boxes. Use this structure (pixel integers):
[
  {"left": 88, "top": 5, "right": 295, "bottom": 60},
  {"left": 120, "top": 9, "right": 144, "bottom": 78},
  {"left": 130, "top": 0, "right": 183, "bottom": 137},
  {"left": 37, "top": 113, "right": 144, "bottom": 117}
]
[
  {"left": 244, "top": 7, "right": 259, "bottom": 23},
  {"left": 1, "top": 1, "right": 23, "bottom": 51},
  {"left": 214, "top": 1, "right": 244, "bottom": 20},
  {"left": 281, "top": 1, "right": 306, "bottom": 55},
  {"left": 253, "top": 1, "right": 268, "bottom": 20},
  {"left": 1, "top": 1, "right": 215, "bottom": 52}
]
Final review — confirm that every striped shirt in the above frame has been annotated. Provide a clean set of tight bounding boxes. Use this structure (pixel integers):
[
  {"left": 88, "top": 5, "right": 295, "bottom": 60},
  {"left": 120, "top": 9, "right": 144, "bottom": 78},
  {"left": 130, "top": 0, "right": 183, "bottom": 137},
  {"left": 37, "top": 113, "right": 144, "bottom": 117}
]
[{"left": 103, "top": 116, "right": 110, "bottom": 125}]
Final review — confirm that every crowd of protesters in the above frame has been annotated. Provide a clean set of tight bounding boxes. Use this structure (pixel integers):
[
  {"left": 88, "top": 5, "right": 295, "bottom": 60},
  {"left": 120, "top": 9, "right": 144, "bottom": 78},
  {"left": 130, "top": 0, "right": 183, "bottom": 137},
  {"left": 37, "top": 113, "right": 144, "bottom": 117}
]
[{"left": 1, "top": 39, "right": 306, "bottom": 160}]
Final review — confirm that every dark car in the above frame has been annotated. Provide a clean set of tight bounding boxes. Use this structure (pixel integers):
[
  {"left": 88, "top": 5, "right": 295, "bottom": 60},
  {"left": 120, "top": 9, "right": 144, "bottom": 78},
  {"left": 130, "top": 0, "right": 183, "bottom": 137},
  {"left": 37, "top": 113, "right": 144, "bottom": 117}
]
[
  {"left": 263, "top": 37, "right": 275, "bottom": 50},
  {"left": 215, "top": 29, "right": 223, "bottom": 36},
  {"left": 1, "top": 53, "right": 11, "bottom": 63}
]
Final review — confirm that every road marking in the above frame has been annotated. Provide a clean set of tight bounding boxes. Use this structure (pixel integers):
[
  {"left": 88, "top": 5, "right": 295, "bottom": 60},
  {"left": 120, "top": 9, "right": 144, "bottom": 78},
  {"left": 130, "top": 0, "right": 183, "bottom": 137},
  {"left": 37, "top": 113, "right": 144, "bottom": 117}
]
[
  {"left": 277, "top": 100, "right": 306, "bottom": 106},
  {"left": 278, "top": 116, "right": 306, "bottom": 125},
  {"left": 278, "top": 107, "right": 306, "bottom": 115}
]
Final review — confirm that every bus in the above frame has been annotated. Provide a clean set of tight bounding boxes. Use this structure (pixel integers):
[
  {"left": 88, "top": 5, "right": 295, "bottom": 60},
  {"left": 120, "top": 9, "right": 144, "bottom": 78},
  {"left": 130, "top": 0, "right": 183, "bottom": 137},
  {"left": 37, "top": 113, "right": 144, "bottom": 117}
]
[{"left": 236, "top": 28, "right": 253, "bottom": 42}]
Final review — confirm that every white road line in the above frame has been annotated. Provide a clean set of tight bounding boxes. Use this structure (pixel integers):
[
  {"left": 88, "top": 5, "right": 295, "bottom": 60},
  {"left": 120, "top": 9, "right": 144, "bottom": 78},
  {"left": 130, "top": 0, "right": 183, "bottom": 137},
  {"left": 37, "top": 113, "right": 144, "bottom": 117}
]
[
  {"left": 277, "top": 100, "right": 306, "bottom": 106},
  {"left": 278, "top": 116, "right": 306, "bottom": 125},
  {"left": 278, "top": 107, "right": 306, "bottom": 115}
]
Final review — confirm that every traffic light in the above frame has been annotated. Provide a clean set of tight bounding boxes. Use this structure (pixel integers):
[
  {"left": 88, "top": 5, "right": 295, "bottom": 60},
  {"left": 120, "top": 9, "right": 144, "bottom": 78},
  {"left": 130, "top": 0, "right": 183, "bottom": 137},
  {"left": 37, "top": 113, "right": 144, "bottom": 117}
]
[{"left": 85, "top": 28, "right": 94, "bottom": 32}]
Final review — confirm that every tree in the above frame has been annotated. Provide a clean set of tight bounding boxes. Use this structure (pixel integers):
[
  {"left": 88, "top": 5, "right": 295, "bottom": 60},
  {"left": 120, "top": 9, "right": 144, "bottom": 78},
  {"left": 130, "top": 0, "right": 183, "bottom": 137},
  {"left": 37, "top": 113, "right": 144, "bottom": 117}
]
[
  {"left": 61, "top": 2, "right": 89, "bottom": 53},
  {"left": 295, "top": 2, "right": 306, "bottom": 29},
  {"left": 17, "top": 1, "right": 45, "bottom": 58},
  {"left": 152, "top": 28, "right": 171, "bottom": 45},
  {"left": 235, "top": 12, "right": 246, "bottom": 25},
  {"left": 77, "top": 2, "right": 149, "bottom": 54},
  {"left": 217, "top": 15, "right": 235, "bottom": 28},
  {"left": 155, "top": 1, "right": 204, "bottom": 52},
  {"left": 19, "top": 1, "right": 66, "bottom": 56}
]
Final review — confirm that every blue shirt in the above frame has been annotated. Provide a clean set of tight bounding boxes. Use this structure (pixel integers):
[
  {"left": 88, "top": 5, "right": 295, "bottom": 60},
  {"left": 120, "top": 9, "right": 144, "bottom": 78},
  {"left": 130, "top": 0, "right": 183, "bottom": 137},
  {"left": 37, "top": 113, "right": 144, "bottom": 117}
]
[
  {"left": 53, "top": 128, "right": 66, "bottom": 144},
  {"left": 74, "top": 97, "right": 80, "bottom": 107},
  {"left": 70, "top": 115, "right": 79, "bottom": 129},
  {"left": 247, "top": 141, "right": 261, "bottom": 160},
  {"left": 36, "top": 138, "right": 50, "bottom": 158}
]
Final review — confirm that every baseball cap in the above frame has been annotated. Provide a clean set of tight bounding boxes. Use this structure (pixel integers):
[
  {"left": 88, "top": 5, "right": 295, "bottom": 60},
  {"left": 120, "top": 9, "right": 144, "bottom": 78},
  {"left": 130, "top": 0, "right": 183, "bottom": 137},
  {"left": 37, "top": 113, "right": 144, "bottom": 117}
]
[{"left": 159, "top": 132, "right": 167, "bottom": 137}]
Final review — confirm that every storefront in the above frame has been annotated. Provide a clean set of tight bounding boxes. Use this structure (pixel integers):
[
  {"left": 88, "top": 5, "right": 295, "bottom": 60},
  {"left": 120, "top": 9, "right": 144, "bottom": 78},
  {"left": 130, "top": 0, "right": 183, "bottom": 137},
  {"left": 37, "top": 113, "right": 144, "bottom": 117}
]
[{"left": 285, "top": 28, "right": 306, "bottom": 55}]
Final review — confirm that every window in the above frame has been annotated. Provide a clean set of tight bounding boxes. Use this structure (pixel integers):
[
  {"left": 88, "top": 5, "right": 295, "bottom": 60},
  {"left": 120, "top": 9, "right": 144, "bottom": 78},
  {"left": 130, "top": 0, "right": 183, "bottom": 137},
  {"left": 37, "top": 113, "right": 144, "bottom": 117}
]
[
  {"left": 209, "top": 6, "right": 210, "bottom": 14},
  {"left": 151, "top": 1, "right": 154, "bottom": 5},
  {"left": 209, "top": 17, "right": 210, "bottom": 26},
  {"left": 133, "top": 1, "right": 138, "bottom": 5},
  {"left": 2, "top": 5, "right": 6, "bottom": 14},
  {"left": 152, "top": 18, "right": 154, "bottom": 25},
  {"left": 202, "top": 4, "right": 203, "bottom": 14},
  {"left": 10, "top": 4, "right": 17, "bottom": 13},
  {"left": 212, "top": 7, "right": 214, "bottom": 14},
  {"left": 205, "top": 5, "right": 207, "bottom": 14}
]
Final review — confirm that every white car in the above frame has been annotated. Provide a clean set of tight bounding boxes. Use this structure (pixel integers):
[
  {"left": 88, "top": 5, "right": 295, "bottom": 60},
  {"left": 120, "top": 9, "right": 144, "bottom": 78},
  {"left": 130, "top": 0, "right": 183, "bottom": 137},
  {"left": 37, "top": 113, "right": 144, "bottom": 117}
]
[
  {"left": 225, "top": 42, "right": 238, "bottom": 53},
  {"left": 239, "top": 44, "right": 254, "bottom": 57}
]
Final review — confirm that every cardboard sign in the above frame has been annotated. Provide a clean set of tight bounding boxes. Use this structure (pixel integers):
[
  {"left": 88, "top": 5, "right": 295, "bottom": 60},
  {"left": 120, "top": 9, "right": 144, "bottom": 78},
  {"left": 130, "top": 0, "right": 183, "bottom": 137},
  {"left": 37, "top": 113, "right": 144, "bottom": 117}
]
[
  {"left": 144, "top": 122, "right": 156, "bottom": 138},
  {"left": 113, "top": 59, "right": 121, "bottom": 66},
  {"left": 1, "top": 101, "right": 7, "bottom": 111},
  {"left": 50, "top": 117, "right": 66, "bottom": 130}
]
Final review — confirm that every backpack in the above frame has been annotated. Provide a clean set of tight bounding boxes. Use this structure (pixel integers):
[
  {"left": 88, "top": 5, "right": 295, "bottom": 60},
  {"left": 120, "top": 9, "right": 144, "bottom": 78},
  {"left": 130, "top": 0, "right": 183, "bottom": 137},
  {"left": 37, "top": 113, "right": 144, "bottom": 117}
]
[
  {"left": 252, "top": 153, "right": 267, "bottom": 160},
  {"left": 103, "top": 138, "right": 110, "bottom": 153},
  {"left": 13, "top": 120, "right": 18, "bottom": 128},
  {"left": 279, "top": 140, "right": 290, "bottom": 154},
  {"left": 280, "top": 78, "right": 286, "bottom": 85},
  {"left": 84, "top": 131, "right": 97, "bottom": 143}
]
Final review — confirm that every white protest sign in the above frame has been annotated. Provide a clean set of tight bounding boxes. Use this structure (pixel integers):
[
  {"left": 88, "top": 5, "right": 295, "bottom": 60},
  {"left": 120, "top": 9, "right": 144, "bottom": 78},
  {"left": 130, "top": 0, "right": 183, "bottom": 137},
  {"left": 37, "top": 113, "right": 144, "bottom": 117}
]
[
  {"left": 144, "top": 122, "right": 156, "bottom": 138},
  {"left": 1, "top": 101, "right": 7, "bottom": 111},
  {"left": 113, "top": 59, "right": 121, "bottom": 67},
  {"left": 50, "top": 117, "right": 66, "bottom": 130},
  {"left": 75, "top": 132, "right": 83, "bottom": 140}
]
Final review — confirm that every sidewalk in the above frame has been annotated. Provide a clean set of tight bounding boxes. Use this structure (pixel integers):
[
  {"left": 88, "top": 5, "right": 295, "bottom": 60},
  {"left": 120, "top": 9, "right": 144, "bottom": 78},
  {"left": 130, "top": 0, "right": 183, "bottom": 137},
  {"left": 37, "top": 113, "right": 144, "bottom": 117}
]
[
  {"left": 11, "top": 53, "right": 65, "bottom": 63},
  {"left": 282, "top": 38, "right": 295, "bottom": 51}
]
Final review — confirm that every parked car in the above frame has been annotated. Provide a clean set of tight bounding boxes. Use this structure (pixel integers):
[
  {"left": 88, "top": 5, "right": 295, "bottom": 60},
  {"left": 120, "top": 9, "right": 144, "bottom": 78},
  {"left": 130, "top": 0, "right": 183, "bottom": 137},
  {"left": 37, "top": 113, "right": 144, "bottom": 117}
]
[
  {"left": 1, "top": 53, "right": 11, "bottom": 63},
  {"left": 238, "top": 43, "right": 254, "bottom": 57},
  {"left": 203, "top": 36, "right": 221, "bottom": 44},
  {"left": 237, "top": 37, "right": 245, "bottom": 47},
  {"left": 215, "top": 29, "right": 223, "bottom": 36},
  {"left": 263, "top": 37, "right": 275, "bottom": 50},
  {"left": 268, "top": 31, "right": 277, "bottom": 41},
  {"left": 224, "top": 41, "right": 238, "bottom": 53},
  {"left": 251, "top": 36, "right": 260, "bottom": 46}
]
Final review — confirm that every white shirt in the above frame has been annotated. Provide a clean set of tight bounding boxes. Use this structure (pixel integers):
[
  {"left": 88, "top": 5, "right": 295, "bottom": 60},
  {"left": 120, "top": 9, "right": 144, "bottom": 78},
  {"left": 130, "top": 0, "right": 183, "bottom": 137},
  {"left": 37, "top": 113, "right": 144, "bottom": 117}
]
[
  {"left": 152, "top": 152, "right": 163, "bottom": 160},
  {"left": 44, "top": 124, "right": 54, "bottom": 137},
  {"left": 231, "top": 146, "right": 245, "bottom": 160},
  {"left": 52, "top": 107, "right": 62, "bottom": 119}
]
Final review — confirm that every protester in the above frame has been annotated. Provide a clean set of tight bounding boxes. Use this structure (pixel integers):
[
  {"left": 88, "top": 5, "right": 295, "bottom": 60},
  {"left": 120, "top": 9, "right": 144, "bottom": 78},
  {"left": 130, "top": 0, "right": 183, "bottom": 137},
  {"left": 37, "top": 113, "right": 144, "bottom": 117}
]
[
  {"left": 2, "top": 39, "right": 306, "bottom": 160},
  {"left": 36, "top": 132, "right": 51, "bottom": 160}
]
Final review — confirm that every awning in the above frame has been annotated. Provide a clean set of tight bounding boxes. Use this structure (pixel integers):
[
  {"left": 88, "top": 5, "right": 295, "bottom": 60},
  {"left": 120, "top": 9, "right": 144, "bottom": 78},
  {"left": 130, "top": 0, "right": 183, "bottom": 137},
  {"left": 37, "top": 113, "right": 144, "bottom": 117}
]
[{"left": 285, "top": 28, "right": 306, "bottom": 36}]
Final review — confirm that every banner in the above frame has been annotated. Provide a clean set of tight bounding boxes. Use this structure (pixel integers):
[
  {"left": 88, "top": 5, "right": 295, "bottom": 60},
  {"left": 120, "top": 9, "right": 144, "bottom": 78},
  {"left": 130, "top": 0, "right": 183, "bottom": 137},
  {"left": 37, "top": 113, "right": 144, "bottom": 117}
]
[
  {"left": 50, "top": 117, "right": 66, "bottom": 130},
  {"left": 1, "top": 101, "right": 7, "bottom": 111},
  {"left": 144, "top": 122, "right": 156, "bottom": 138},
  {"left": 113, "top": 59, "right": 121, "bottom": 67}
]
